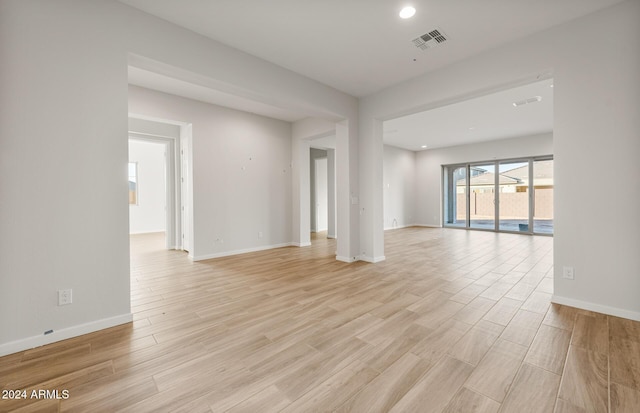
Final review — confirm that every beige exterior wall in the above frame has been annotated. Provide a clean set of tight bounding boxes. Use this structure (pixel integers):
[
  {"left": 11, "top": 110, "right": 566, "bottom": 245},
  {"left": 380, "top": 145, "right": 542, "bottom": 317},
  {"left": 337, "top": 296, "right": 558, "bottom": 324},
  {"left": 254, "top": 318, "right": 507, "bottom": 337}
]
[{"left": 457, "top": 188, "right": 553, "bottom": 220}]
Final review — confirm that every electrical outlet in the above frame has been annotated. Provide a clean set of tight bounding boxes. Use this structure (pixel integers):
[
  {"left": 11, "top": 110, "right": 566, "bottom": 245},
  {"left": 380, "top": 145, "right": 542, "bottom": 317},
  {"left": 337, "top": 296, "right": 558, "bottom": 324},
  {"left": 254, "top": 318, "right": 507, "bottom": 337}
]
[
  {"left": 562, "top": 266, "right": 575, "bottom": 280},
  {"left": 58, "top": 289, "right": 72, "bottom": 306}
]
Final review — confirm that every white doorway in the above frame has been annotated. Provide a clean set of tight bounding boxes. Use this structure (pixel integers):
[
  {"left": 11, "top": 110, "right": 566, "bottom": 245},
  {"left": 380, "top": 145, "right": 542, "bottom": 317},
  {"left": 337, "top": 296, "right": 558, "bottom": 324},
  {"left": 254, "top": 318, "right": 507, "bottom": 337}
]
[
  {"left": 128, "top": 139, "right": 167, "bottom": 237},
  {"left": 315, "top": 157, "right": 328, "bottom": 232},
  {"left": 128, "top": 116, "right": 193, "bottom": 253}
]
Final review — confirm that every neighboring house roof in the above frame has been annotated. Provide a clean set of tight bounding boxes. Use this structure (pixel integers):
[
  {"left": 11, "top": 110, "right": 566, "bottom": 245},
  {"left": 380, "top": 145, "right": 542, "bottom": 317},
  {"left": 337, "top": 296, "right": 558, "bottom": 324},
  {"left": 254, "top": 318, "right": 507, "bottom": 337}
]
[
  {"left": 457, "top": 160, "right": 553, "bottom": 187},
  {"left": 457, "top": 172, "right": 520, "bottom": 186},
  {"left": 502, "top": 160, "right": 553, "bottom": 181}
]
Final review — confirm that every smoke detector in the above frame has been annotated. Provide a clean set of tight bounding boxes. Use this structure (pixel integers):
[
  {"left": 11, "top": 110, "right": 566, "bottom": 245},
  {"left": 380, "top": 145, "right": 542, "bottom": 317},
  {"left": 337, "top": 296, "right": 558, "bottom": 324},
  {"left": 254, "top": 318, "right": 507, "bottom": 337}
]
[{"left": 412, "top": 29, "right": 448, "bottom": 50}]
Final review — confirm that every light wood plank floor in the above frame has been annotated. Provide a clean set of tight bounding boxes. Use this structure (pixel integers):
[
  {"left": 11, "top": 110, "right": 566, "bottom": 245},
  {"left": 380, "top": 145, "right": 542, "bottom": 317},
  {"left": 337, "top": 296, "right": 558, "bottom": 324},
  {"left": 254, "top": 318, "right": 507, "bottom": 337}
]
[{"left": 2, "top": 228, "right": 639, "bottom": 412}]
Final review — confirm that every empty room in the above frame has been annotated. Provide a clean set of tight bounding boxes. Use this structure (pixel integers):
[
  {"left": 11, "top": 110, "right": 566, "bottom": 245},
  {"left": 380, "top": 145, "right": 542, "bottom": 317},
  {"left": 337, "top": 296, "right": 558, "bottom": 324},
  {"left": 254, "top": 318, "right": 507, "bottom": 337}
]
[{"left": 1, "top": 1, "right": 639, "bottom": 412}]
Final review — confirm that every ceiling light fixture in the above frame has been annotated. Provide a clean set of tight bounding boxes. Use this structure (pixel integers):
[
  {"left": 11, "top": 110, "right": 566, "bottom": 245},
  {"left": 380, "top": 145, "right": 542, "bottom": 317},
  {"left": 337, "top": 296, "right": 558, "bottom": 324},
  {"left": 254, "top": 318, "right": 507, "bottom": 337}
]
[
  {"left": 421, "top": 145, "right": 427, "bottom": 148},
  {"left": 399, "top": 6, "right": 416, "bottom": 19}
]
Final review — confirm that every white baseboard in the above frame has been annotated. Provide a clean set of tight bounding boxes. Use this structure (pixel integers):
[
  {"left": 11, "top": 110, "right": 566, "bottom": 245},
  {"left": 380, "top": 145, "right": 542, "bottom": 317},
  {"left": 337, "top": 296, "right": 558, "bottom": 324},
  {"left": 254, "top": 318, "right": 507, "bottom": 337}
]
[
  {"left": 384, "top": 224, "right": 414, "bottom": 231},
  {"left": 327, "top": 234, "right": 336, "bottom": 239},
  {"left": 551, "top": 295, "right": 640, "bottom": 322},
  {"left": 384, "top": 224, "right": 442, "bottom": 230},
  {"left": 193, "top": 243, "right": 295, "bottom": 261},
  {"left": 360, "top": 255, "right": 386, "bottom": 263},
  {"left": 0, "top": 313, "right": 133, "bottom": 357},
  {"left": 336, "top": 255, "right": 358, "bottom": 263},
  {"left": 129, "top": 230, "right": 166, "bottom": 235},
  {"left": 291, "top": 242, "right": 312, "bottom": 247}
]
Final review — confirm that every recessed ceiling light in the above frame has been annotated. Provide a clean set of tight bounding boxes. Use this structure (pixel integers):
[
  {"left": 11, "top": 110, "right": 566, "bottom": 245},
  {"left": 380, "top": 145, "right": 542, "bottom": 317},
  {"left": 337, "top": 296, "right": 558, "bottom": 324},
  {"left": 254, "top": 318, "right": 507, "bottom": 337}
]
[
  {"left": 399, "top": 6, "right": 416, "bottom": 19},
  {"left": 421, "top": 145, "right": 427, "bottom": 148},
  {"left": 550, "top": 84, "right": 554, "bottom": 88},
  {"left": 468, "top": 127, "right": 475, "bottom": 130}
]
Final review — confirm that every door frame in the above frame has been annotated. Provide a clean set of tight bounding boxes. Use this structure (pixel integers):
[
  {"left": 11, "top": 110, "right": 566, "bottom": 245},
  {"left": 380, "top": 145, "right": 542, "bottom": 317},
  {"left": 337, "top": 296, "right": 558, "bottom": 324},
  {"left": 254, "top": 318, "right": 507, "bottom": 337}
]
[
  {"left": 128, "top": 115, "right": 194, "bottom": 252},
  {"left": 314, "top": 156, "right": 329, "bottom": 233}
]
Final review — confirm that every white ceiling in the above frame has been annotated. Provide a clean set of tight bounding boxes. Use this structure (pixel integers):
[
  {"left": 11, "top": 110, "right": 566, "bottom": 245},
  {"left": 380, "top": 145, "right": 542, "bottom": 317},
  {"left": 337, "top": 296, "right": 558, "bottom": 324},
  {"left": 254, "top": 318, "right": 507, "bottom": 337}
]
[
  {"left": 385, "top": 78, "right": 554, "bottom": 151},
  {"left": 119, "top": 0, "right": 624, "bottom": 97},
  {"left": 120, "top": 0, "right": 619, "bottom": 151}
]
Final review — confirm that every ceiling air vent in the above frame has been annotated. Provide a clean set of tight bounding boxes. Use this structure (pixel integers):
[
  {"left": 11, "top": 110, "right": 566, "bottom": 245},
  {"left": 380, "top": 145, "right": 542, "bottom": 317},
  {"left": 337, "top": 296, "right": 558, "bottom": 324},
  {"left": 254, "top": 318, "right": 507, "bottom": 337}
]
[
  {"left": 512, "top": 96, "right": 542, "bottom": 107},
  {"left": 412, "top": 29, "right": 448, "bottom": 50}
]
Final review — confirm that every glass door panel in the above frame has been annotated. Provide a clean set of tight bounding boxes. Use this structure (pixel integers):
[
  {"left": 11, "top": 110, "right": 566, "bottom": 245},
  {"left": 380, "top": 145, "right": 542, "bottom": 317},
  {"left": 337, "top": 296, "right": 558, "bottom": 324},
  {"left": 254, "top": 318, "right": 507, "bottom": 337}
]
[
  {"left": 499, "top": 161, "right": 530, "bottom": 232},
  {"left": 469, "top": 163, "right": 495, "bottom": 230},
  {"left": 533, "top": 159, "right": 554, "bottom": 234},
  {"left": 443, "top": 165, "right": 467, "bottom": 227}
]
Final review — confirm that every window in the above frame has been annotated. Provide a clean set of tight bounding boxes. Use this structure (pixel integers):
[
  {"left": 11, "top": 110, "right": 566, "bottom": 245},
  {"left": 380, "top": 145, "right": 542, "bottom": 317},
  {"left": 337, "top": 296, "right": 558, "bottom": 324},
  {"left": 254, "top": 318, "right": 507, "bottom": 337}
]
[
  {"left": 128, "top": 162, "right": 138, "bottom": 205},
  {"left": 443, "top": 157, "right": 553, "bottom": 235}
]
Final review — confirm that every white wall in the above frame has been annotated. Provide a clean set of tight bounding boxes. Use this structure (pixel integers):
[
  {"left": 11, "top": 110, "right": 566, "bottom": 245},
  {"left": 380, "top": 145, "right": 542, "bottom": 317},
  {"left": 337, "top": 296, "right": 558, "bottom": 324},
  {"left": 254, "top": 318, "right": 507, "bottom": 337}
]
[
  {"left": 415, "top": 133, "right": 553, "bottom": 227},
  {"left": 383, "top": 145, "right": 416, "bottom": 230},
  {"left": 0, "top": 0, "right": 358, "bottom": 355},
  {"left": 360, "top": 0, "right": 640, "bottom": 320},
  {"left": 129, "top": 85, "right": 293, "bottom": 260},
  {"left": 0, "top": 0, "right": 131, "bottom": 355},
  {"left": 129, "top": 140, "right": 166, "bottom": 234}
]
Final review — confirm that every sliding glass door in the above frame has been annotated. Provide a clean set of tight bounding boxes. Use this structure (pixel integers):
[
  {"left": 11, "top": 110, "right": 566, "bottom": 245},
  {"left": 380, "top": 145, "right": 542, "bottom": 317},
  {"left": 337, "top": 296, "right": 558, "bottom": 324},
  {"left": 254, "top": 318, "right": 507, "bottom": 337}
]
[
  {"left": 469, "top": 163, "right": 496, "bottom": 230},
  {"left": 533, "top": 159, "right": 554, "bottom": 234},
  {"left": 443, "top": 165, "right": 467, "bottom": 227},
  {"left": 498, "top": 160, "right": 529, "bottom": 232},
  {"left": 443, "top": 157, "right": 553, "bottom": 235}
]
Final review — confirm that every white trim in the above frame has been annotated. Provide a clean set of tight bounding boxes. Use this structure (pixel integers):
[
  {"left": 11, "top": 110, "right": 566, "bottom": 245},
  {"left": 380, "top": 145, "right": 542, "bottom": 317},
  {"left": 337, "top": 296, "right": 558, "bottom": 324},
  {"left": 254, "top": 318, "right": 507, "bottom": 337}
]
[
  {"left": 336, "top": 255, "right": 359, "bottom": 263},
  {"left": 327, "top": 234, "right": 336, "bottom": 239},
  {"left": 129, "top": 229, "right": 166, "bottom": 235},
  {"left": 384, "top": 224, "right": 415, "bottom": 231},
  {"left": 383, "top": 224, "right": 443, "bottom": 230},
  {"left": 551, "top": 295, "right": 640, "bottom": 322},
  {"left": 0, "top": 313, "right": 133, "bottom": 357},
  {"left": 193, "top": 243, "right": 295, "bottom": 261},
  {"left": 292, "top": 242, "right": 312, "bottom": 247},
  {"left": 360, "top": 255, "right": 386, "bottom": 263}
]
